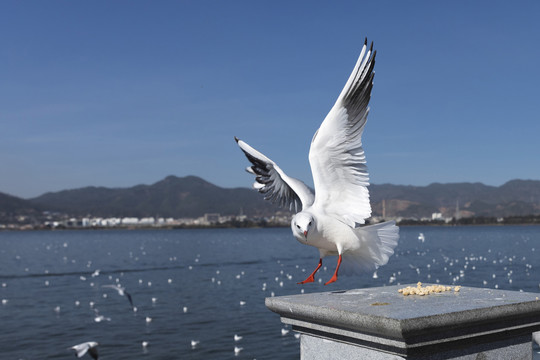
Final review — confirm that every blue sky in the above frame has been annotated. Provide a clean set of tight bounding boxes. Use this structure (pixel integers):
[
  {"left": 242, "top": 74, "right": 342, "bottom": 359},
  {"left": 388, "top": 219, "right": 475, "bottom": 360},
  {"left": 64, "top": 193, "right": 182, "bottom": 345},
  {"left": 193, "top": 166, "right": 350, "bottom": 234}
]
[{"left": 1, "top": 1, "right": 539, "bottom": 198}]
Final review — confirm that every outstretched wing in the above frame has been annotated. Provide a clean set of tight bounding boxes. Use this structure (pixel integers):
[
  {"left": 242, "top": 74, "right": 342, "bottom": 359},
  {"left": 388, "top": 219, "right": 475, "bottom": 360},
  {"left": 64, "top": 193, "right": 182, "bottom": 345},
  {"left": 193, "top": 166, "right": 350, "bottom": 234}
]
[
  {"left": 309, "top": 39, "right": 376, "bottom": 226},
  {"left": 124, "top": 291, "right": 135, "bottom": 310},
  {"left": 71, "top": 342, "right": 92, "bottom": 358},
  {"left": 88, "top": 346, "right": 99, "bottom": 360},
  {"left": 73, "top": 345, "right": 88, "bottom": 358},
  {"left": 235, "top": 137, "right": 314, "bottom": 212},
  {"left": 101, "top": 284, "right": 121, "bottom": 294}
]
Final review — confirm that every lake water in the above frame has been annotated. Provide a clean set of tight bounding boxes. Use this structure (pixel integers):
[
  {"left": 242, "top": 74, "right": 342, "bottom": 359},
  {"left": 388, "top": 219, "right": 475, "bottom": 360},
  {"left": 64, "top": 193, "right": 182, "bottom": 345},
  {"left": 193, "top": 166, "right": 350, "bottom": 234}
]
[{"left": 1, "top": 225, "right": 540, "bottom": 359}]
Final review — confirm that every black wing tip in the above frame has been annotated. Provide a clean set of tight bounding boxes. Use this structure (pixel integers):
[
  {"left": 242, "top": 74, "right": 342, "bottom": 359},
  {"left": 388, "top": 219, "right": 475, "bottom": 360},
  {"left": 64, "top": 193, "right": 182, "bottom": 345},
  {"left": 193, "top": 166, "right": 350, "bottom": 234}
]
[
  {"left": 363, "top": 38, "right": 374, "bottom": 53},
  {"left": 88, "top": 347, "right": 99, "bottom": 360},
  {"left": 234, "top": 136, "right": 240, "bottom": 143}
]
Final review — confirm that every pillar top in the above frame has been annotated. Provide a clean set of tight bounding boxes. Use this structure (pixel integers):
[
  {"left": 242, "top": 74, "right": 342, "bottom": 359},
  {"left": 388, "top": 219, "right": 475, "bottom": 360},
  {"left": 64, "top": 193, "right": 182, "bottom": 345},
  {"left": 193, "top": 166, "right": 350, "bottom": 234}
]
[{"left": 266, "top": 284, "right": 540, "bottom": 347}]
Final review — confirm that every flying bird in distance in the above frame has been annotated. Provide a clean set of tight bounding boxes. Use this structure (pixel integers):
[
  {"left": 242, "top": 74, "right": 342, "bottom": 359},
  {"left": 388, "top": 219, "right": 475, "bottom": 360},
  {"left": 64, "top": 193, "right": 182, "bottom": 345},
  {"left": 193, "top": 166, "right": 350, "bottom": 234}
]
[
  {"left": 101, "top": 284, "right": 135, "bottom": 311},
  {"left": 235, "top": 39, "right": 399, "bottom": 285},
  {"left": 70, "top": 341, "right": 99, "bottom": 359}
]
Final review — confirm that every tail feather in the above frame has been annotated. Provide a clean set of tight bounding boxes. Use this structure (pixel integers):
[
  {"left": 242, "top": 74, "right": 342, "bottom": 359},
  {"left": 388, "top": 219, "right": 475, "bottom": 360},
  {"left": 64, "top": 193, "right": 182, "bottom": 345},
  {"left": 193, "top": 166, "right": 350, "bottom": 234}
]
[{"left": 340, "top": 220, "right": 399, "bottom": 275}]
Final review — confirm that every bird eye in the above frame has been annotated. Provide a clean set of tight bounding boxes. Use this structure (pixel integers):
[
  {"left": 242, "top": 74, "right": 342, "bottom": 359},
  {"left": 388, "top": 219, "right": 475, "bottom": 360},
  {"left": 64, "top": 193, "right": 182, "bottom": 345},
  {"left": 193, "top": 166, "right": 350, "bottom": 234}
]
[
  {"left": 296, "top": 225, "right": 300, "bottom": 229},
  {"left": 308, "top": 221, "right": 312, "bottom": 226}
]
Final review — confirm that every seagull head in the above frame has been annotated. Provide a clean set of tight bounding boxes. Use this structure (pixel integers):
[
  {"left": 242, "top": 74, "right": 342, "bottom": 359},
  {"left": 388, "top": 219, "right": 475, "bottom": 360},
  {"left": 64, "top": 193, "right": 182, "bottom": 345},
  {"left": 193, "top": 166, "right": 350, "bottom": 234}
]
[{"left": 292, "top": 212, "right": 314, "bottom": 241}]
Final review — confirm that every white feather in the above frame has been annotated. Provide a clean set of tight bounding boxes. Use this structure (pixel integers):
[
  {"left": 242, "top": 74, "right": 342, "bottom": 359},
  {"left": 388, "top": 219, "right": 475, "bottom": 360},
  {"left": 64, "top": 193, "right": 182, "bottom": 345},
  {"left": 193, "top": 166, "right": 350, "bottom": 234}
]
[
  {"left": 309, "top": 43, "right": 374, "bottom": 226},
  {"left": 340, "top": 221, "right": 399, "bottom": 275}
]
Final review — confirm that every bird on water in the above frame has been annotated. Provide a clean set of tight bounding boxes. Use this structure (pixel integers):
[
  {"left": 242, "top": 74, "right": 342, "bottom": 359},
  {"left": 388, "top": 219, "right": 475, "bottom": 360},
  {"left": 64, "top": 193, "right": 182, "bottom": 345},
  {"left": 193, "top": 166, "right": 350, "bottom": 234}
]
[{"left": 235, "top": 38, "right": 399, "bottom": 285}]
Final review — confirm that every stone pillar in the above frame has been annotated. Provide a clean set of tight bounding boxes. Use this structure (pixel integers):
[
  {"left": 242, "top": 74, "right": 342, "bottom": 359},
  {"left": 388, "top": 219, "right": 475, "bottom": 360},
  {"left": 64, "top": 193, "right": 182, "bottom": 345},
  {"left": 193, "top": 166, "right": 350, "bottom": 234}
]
[{"left": 266, "top": 285, "right": 540, "bottom": 359}]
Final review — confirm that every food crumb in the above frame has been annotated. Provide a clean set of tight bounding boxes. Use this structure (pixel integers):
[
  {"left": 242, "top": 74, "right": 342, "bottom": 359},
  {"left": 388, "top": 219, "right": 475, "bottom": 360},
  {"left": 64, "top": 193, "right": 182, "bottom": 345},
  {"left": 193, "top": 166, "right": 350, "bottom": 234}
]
[{"left": 398, "top": 284, "right": 462, "bottom": 296}]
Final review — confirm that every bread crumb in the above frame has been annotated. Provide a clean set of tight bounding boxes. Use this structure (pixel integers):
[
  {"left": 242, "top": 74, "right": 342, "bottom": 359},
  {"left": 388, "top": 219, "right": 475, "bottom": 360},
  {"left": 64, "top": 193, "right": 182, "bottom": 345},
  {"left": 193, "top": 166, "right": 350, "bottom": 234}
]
[{"left": 398, "top": 284, "right": 462, "bottom": 297}]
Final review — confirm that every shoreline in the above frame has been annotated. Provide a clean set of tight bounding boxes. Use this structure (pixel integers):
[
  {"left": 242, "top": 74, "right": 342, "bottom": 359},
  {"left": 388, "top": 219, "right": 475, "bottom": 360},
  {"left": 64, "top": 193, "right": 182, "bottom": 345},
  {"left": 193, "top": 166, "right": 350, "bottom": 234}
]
[{"left": 2, "top": 217, "right": 540, "bottom": 232}]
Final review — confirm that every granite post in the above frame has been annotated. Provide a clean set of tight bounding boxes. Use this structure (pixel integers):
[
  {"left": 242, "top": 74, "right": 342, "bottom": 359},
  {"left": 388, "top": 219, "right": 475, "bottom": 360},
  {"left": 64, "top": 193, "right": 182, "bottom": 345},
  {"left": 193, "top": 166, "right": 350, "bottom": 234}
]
[{"left": 266, "top": 285, "right": 540, "bottom": 359}]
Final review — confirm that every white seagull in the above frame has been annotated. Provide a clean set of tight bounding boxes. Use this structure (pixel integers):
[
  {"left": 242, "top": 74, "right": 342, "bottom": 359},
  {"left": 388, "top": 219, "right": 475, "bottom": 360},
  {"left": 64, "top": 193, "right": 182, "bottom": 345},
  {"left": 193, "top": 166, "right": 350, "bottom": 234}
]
[
  {"left": 101, "top": 284, "right": 135, "bottom": 311},
  {"left": 93, "top": 309, "right": 111, "bottom": 323},
  {"left": 234, "top": 346, "right": 243, "bottom": 355},
  {"left": 235, "top": 39, "right": 399, "bottom": 285},
  {"left": 70, "top": 341, "right": 99, "bottom": 359}
]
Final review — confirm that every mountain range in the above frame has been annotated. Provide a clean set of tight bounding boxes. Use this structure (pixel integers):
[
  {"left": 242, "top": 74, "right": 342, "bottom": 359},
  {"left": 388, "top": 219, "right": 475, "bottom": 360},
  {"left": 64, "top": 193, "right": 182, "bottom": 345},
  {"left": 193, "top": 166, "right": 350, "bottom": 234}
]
[
  {"left": 369, "top": 180, "right": 540, "bottom": 218},
  {"left": 1, "top": 176, "right": 540, "bottom": 220}
]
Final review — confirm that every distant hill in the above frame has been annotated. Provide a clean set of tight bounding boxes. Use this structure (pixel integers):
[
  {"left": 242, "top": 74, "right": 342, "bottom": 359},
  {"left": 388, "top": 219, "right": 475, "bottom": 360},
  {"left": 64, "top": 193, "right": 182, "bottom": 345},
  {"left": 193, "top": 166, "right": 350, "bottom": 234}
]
[
  {"left": 0, "top": 192, "right": 42, "bottom": 214},
  {"left": 1, "top": 176, "right": 540, "bottom": 219},
  {"left": 27, "top": 175, "right": 280, "bottom": 218},
  {"left": 369, "top": 179, "right": 540, "bottom": 218}
]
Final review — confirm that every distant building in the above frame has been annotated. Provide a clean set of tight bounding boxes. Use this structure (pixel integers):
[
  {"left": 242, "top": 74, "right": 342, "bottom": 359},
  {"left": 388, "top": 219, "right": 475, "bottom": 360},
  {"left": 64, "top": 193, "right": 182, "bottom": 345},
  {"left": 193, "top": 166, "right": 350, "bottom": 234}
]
[
  {"left": 203, "top": 213, "right": 220, "bottom": 224},
  {"left": 139, "top": 217, "right": 155, "bottom": 225},
  {"left": 122, "top": 217, "right": 139, "bottom": 225}
]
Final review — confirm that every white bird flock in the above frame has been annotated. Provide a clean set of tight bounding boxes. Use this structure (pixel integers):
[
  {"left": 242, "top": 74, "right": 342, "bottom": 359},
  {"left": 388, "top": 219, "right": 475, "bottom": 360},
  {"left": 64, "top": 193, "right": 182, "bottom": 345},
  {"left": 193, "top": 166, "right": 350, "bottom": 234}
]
[{"left": 236, "top": 39, "right": 399, "bottom": 285}]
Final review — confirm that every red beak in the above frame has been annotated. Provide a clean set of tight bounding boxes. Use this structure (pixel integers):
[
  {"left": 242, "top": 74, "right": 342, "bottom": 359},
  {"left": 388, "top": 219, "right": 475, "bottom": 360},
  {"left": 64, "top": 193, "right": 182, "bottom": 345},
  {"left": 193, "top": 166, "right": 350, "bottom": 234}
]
[{"left": 303, "top": 230, "right": 308, "bottom": 237}]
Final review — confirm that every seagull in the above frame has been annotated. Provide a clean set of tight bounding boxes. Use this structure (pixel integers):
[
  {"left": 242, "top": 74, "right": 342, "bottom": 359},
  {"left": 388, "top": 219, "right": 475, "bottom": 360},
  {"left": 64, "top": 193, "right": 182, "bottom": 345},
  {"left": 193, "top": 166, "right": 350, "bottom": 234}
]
[
  {"left": 93, "top": 314, "right": 111, "bottom": 323},
  {"left": 70, "top": 341, "right": 99, "bottom": 359},
  {"left": 235, "top": 39, "right": 399, "bottom": 285},
  {"left": 101, "top": 284, "right": 135, "bottom": 311},
  {"left": 93, "top": 309, "right": 111, "bottom": 323}
]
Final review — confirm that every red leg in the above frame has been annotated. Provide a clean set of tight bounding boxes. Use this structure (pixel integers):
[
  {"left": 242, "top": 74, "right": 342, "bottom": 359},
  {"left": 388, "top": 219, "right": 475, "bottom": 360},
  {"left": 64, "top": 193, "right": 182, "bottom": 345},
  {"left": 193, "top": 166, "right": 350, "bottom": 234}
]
[
  {"left": 297, "top": 258, "right": 322, "bottom": 284},
  {"left": 324, "top": 254, "right": 342, "bottom": 285}
]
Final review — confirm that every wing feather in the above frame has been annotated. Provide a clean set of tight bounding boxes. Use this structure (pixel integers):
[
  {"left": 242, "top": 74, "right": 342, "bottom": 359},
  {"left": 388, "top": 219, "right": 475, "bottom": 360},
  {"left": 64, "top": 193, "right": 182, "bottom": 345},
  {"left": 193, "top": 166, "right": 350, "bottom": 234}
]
[
  {"left": 88, "top": 346, "right": 99, "bottom": 360},
  {"left": 235, "top": 137, "right": 314, "bottom": 211},
  {"left": 309, "top": 39, "right": 376, "bottom": 226}
]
